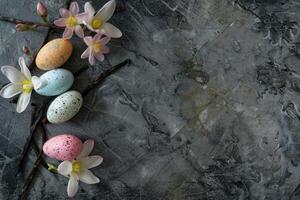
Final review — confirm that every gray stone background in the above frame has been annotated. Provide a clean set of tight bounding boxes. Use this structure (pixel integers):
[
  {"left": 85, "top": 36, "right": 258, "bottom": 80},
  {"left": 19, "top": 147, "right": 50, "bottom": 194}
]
[{"left": 1, "top": 0, "right": 300, "bottom": 199}]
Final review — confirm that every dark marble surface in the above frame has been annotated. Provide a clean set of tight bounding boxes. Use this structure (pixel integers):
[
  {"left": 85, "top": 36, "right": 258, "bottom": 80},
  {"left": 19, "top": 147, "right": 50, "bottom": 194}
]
[{"left": 1, "top": 0, "right": 300, "bottom": 199}]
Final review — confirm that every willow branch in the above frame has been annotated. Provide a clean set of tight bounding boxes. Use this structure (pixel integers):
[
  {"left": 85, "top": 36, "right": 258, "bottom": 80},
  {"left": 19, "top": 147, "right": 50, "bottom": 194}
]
[
  {"left": 0, "top": 15, "right": 62, "bottom": 29},
  {"left": 82, "top": 59, "right": 131, "bottom": 96}
]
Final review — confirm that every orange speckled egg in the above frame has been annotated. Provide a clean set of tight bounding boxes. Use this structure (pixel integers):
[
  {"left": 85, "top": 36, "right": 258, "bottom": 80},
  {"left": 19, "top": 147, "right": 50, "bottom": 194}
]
[{"left": 35, "top": 38, "right": 73, "bottom": 70}]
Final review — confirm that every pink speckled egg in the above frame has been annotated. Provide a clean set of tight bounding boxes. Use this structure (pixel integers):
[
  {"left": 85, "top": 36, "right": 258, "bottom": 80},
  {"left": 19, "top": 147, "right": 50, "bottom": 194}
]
[{"left": 43, "top": 134, "right": 83, "bottom": 161}]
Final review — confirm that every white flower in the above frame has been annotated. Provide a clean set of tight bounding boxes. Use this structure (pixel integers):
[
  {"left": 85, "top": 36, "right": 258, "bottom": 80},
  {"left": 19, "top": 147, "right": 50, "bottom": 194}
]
[
  {"left": 57, "top": 140, "right": 103, "bottom": 197},
  {"left": 0, "top": 57, "right": 42, "bottom": 113},
  {"left": 84, "top": 0, "right": 122, "bottom": 38}
]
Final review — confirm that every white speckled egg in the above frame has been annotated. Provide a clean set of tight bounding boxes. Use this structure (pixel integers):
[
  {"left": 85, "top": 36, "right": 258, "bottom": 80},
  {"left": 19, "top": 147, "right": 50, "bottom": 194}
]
[
  {"left": 47, "top": 90, "right": 83, "bottom": 124},
  {"left": 35, "top": 69, "right": 74, "bottom": 96}
]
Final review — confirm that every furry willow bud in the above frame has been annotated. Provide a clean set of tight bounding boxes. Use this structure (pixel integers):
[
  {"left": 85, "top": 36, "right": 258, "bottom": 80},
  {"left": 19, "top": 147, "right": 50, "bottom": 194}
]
[{"left": 15, "top": 23, "right": 30, "bottom": 31}]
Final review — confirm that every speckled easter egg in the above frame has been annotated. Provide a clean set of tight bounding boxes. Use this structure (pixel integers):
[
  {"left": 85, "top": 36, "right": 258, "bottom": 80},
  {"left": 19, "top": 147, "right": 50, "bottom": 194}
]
[
  {"left": 35, "top": 69, "right": 74, "bottom": 96},
  {"left": 36, "top": 38, "right": 73, "bottom": 70},
  {"left": 47, "top": 90, "right": 83, "bottom": 124},
  {"left": 43, "top": 134, "right": 83, "bottom": 161}
]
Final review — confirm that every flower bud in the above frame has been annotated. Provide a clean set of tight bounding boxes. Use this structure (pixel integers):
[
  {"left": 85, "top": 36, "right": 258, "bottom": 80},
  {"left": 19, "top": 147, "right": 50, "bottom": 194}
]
[
  {"left": 15, "top": 24, "right": 30, "bottom": 31},
  {"left": 37, "top": 2, "right": 47, "bottom": 18},
  {"left": 22, "top": 46, "right": 30, "bottom": 54}
]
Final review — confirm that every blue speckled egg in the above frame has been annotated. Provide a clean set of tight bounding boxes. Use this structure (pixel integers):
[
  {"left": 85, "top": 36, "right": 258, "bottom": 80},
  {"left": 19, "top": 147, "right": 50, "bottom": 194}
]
[{"left": 35, "top": 69, "right": 74, "bottom": 96}]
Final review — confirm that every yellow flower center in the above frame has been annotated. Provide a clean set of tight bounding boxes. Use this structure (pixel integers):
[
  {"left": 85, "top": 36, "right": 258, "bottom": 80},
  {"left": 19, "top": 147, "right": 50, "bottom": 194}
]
[
  {"left": 66, "top": 16, "right": 78, "bottom": 27},
  {"left": 91, "top": 42, "right": 102, "bottom": 53},
  {"left": 91, "top": 17, "right": 103, "bottom": 29},
  {"left": 22, "top": 79, "right": 32, "bottom": 93},
  {"left": 72, "top": 161, "right": 81, "bottom": 173}
]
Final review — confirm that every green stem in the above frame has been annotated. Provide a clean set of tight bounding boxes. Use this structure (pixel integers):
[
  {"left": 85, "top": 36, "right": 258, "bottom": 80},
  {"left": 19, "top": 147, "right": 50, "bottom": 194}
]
[{"left": 47, "top": 163, "right": 58, "bottom": 173}]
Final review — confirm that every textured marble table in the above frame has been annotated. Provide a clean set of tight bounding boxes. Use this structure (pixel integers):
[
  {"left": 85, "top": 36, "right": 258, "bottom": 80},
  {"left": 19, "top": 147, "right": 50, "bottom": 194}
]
[{"left": 1, "top": 0, "right": 300, "bottom": 199}]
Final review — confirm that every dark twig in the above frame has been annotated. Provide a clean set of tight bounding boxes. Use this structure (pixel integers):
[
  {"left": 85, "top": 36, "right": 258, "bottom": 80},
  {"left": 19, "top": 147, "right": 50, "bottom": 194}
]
[
  {"left": 18, "top": 110, "right": 48, "bottom": 200},
  {"left": 82, "top": 59, "right": 131, "bottom": 96},
  {"left": 32, "top": 141, "right": 47, "bottom": 169},
  {"left": 0, "top": 16, "right": 62, "bottom": 29},
  {"left": 74, "top": 66, "right": 90, "bottom": 76},
  {"left": 16, "top": 105, "right": 45, "bottom": 174},
  {"left": 18, "top": 151, "right": 44, "bottom": 200}
]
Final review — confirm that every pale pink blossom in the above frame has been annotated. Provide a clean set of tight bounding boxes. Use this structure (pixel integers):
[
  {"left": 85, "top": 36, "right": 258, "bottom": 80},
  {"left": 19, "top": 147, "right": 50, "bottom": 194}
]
[
  {"left": 37, "top": 1, "right": 47, "bottom": 17},
  {"left": 54, "top": 2, "right": 88, "bottom": 39},
  {"left": 81, "top": 33, "right": 110, "bottom": 65}
]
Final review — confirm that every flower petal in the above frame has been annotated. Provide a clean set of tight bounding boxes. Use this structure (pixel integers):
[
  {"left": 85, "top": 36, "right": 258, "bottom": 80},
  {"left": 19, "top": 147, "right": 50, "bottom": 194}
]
[
  {"left": 1, "top": 66, "right": 25, "bottom": 83},
  {"left": 101, "top": 23, "right": 122, "bottom": 38},
  {"left": 63, "top": 27, "right": 74, "bottom": 39},
  {"left": 99, "top": 36, "right": 111, "bottom": 45},
  {"left": 84, "top": 2, "right": 95, "bottom": 15},
  {"left": 18, "top": 57, "right": 31, "bottom": 79},
  {"left": 96, "top": 0, "right": 116, "bottom": 22},
  {"left": 59, "top": 8, "right": 70, "bottom": 18},
  {"left": 101, "top": 46, "right": 110, "bottom": 54},
  {"left": 94, "top": 32, "right": 103, "bottom": 41},
  {"left": 31, "top": 76, "right": 43, "bottom": 90},
  {"left": 54, "top": 18, "right": 66, "bottom": 27},
  {"left": 89, "top": 52, "right": 96, "bottom": 65},
  {"left": 80, "top": 155, "right": 103, "bottom": 169},
  {"left": 77, "top": 139, "right": 94, "bottom": 158},
  {"left": 83, "top": 36, "right": 93, "bottom": 46},
  {"left": 78, "top": 169, "right": 100, "bottom": 184},
  {"left": 57, "top": 160, "right": 72, "bottom": 176},
  {"left": 75, "top": 25, "right": 84, "bottom": 38},
  {"left": 16, "top": 92, "right": 31, "bottom": 113},
  {"left": 81, "top": 48, "right": 90, "bottom": 59},
  {"left": 94, "top": 52, "right": 105, "bottom": 62},
  {"left": 70, "top": 1, "right": 79, "bottom": 16},
  {"left": 85, "top": 23, "right": 96, "bottom": 32},
  {"left": 0, "top": 83, "right": 21, "bottom": 98},
  {"left": 76, "top": 13, "right": 89, "bottom": 23},
  {"left": 67, "top": 173, "right": 79, "bottom": 197}
]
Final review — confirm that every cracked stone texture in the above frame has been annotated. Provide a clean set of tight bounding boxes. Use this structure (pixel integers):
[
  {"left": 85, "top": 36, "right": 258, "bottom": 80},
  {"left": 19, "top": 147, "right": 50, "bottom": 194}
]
[{"left": 1, "top": 0, "right": 300, "bottom": 199}]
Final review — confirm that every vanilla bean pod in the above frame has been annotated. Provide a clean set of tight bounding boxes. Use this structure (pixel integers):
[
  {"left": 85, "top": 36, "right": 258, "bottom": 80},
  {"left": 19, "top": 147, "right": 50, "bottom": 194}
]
[{"left": 82, "top": 59, "right": 131, "bottom": 96}]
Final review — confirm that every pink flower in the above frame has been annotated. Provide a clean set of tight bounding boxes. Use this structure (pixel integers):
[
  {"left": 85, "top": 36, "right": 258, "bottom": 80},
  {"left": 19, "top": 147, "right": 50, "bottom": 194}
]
[
  {"left": 54, "top": 2, "right": 88, "bottom": 39},
  {"left": 83, "top": 0, "right": 122, "bottom": 38},
  {"left": 81, "top": 33, "right": 110, "bottom": 65}
]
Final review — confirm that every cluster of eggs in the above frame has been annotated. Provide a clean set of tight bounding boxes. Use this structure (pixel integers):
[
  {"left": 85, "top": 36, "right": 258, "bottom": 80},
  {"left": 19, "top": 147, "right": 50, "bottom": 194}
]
[{"left": 35, "top": 38, "right": 83, "bottom": 123}]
